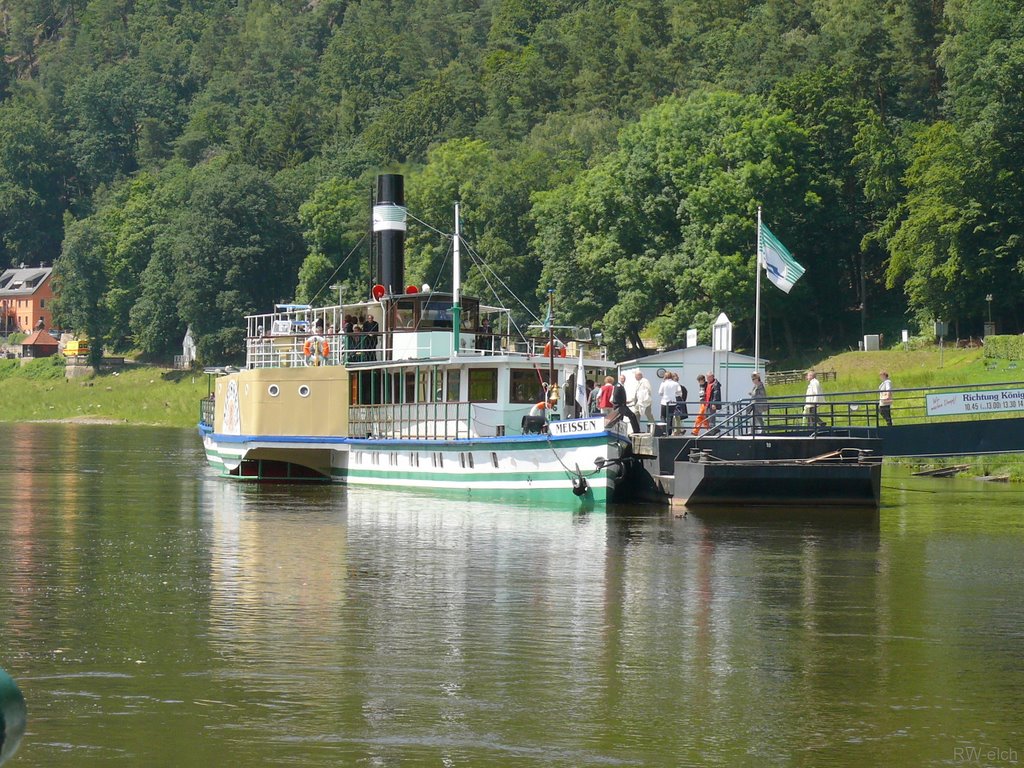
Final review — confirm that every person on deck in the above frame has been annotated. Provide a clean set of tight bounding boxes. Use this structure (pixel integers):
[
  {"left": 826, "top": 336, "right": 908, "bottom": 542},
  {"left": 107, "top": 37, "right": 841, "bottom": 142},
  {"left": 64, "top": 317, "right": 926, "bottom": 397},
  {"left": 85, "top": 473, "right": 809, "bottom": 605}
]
[
  {"left": 585, "top": 379, "right": 598, "bottom": 416},
  {"left": 363, "top": 314, "right": 379, "bottom": 360},
  {"left": 608, "top": 374, "right": 641, "bottom": 434},
  {"left": 528, "top": 398, "right": 557, "bottom": 418},
  {"left": 597, "top": 376, "right": 615, "bottom": 417}
]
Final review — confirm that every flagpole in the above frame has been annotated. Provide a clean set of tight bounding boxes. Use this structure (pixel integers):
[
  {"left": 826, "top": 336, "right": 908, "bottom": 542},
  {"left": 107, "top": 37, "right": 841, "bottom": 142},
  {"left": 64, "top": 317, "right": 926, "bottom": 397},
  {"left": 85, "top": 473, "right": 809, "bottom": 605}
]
[
  {"left": 754, "top": 206, "right": 763, "bottom": 377},
  {"left": 547, "top": 290, "right": 555, "bottom": 410}
]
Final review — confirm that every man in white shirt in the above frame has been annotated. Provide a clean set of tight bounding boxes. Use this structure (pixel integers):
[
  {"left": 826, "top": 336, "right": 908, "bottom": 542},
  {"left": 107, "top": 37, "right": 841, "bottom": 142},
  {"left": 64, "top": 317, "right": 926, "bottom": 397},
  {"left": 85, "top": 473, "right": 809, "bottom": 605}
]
[
  {"left": 804, "top": 369, "right": 826, "bottom": 428},
  {"left": 631, "top": 370, "right": 654, "bottom": 427},
  {"left": 878, "top": 370, "right": 893, "bottom": 426},
  {"left": 658, "top": 372, "right": 682, "bottom": 431}
]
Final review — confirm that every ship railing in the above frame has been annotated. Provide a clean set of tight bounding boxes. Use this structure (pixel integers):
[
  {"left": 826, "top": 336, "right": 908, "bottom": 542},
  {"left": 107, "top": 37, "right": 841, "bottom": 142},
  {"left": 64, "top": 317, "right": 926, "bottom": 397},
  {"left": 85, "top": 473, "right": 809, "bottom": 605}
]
[
  {"left": 246, "top": 330, "right": 608, "bottom": 368},
  {"left": 199, "top": 394, "right": 215, "bottom": 428},
  {"left": 348, "top": 401, "right": 474, "bottom": 440}
]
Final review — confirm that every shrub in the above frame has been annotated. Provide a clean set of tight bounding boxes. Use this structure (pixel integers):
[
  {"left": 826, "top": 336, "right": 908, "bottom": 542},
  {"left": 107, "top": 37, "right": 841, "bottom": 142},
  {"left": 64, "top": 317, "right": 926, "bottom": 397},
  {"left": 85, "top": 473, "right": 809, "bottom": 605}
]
[{"left": 982, "top": 335, "right": 1024, "bottom": 360}]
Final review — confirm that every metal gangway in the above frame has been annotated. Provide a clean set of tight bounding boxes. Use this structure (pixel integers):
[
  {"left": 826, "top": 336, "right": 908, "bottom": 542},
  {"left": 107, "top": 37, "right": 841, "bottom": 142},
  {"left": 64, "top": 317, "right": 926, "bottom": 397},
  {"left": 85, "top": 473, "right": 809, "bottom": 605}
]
[{"left": 689, "top": 380, "right": 1024, "bottom": 458}]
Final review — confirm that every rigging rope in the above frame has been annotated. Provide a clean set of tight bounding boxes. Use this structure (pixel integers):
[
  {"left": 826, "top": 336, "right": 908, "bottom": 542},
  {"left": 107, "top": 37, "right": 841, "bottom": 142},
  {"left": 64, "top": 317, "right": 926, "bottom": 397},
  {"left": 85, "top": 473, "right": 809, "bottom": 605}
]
[{"left": 309, "top": 231, "right": 368, "bottom": 306}]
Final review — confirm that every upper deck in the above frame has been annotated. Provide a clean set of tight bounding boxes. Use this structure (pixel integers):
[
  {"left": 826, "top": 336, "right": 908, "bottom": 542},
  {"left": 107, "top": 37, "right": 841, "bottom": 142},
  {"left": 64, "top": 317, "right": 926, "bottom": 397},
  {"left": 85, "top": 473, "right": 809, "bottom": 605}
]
[{"left": 243, "top": 294, "right": 608, "bottom": 371}]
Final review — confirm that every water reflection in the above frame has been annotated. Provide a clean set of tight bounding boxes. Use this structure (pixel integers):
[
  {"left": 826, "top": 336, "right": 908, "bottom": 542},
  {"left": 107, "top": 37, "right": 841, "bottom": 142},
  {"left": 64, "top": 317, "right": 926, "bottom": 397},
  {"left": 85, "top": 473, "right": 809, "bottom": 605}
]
[{"left": 0, "top": 425, "right": 1022, "bottom": 766}]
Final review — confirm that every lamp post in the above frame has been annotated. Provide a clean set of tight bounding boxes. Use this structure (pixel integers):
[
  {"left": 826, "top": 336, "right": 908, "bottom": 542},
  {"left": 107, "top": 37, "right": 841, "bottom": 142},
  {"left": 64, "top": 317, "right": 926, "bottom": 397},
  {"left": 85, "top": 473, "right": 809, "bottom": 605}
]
[
  {"left": 984, "top": 294, "right": 994, "bottom": 338},
  {"left": 986, "top": 294, "right": 993, "bottom": 323}
]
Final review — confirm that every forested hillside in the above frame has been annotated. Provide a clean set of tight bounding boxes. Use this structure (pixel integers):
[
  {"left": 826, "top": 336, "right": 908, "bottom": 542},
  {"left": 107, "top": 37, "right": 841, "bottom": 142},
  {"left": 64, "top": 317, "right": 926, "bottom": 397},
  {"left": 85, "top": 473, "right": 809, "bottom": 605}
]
[{"left": 0, "top": 0, "right": 1021, "bottom": 363}]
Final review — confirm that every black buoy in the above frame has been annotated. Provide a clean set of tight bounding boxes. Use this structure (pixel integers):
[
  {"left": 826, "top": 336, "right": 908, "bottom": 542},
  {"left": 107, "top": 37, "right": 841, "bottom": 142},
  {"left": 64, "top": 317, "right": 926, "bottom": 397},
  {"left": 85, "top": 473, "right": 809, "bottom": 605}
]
[
  {"left": 0, "top": 667, "right": 25, "bottom": 766},
  {"left": 572, "top": 476, "right": 590, "bottom": 496}
]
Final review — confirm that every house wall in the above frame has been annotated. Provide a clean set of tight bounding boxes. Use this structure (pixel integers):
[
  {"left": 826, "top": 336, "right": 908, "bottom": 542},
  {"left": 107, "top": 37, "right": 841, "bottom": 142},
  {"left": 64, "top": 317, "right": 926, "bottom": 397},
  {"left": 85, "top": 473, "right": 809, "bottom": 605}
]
[{"left": 0, "top": 276, "right": 54, "bottom": 333}]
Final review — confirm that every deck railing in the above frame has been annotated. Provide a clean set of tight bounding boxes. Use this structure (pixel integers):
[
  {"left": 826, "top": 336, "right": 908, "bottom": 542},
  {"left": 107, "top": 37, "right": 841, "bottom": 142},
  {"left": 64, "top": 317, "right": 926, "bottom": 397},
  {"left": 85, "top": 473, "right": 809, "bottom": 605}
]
[
  {"left": 348, "top": 401, "right": 475, "bottom": 440},
  {"left": 199, "top": 394, "right": 215, "bottom": 428},
  {"left": 245, "top": 330, "right": 604, "bottom": 369}
]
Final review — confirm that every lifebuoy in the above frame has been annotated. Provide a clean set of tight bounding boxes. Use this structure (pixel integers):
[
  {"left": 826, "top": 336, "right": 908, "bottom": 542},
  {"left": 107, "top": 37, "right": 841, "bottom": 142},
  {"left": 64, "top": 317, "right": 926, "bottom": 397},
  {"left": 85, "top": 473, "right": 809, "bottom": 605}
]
[
  {"left": 303, "top": 335, "right": 329, "bottom": 365},
  {"left": 543, "top": 341, "right": 566, "bottom": 358}
]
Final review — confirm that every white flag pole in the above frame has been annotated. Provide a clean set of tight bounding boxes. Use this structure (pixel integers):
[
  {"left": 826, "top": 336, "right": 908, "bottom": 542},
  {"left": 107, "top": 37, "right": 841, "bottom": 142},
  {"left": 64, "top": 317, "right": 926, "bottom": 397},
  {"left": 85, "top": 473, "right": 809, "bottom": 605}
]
[{"left": 754, "top": 206, "right": 763, "bottom": 377}]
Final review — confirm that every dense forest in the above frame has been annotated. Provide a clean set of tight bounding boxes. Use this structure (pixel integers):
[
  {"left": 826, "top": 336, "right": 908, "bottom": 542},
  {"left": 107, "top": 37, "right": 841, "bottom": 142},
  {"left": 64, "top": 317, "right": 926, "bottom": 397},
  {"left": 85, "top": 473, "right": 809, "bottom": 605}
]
[{"left": 0, "top": 0, "right": 1021, "bottom": 364}]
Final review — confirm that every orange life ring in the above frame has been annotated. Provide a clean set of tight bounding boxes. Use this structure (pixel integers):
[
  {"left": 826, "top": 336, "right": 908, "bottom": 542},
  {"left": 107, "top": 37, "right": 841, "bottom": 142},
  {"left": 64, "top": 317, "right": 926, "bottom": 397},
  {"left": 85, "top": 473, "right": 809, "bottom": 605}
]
[
  {"left": 303, "top": 335, "right": 328, "bottom": 365},
  {"left": 543, "top": 341, "right": 567, "bottom": 358}
]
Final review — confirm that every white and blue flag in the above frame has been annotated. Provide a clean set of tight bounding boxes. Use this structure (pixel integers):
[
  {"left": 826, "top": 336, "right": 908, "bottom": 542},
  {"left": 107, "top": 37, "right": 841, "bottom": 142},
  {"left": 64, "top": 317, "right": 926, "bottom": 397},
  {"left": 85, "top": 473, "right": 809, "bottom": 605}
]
[{"left": 759, "top": 223, "right": 805, "bottom": 294}]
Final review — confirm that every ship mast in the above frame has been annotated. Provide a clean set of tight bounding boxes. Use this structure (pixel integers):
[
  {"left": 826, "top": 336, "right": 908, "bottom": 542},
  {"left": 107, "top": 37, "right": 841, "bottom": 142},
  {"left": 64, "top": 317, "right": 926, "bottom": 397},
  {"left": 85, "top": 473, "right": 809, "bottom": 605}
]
[{"left": 452, "top": 202, "right": 461, "bottom": 357}]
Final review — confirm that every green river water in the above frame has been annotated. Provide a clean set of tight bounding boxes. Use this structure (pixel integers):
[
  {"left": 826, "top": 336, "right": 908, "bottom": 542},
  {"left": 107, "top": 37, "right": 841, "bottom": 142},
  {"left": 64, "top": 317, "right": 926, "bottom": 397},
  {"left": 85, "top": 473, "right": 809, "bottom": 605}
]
[{"left": 0, "top": 423, "right": 1022, "bottom": 767}]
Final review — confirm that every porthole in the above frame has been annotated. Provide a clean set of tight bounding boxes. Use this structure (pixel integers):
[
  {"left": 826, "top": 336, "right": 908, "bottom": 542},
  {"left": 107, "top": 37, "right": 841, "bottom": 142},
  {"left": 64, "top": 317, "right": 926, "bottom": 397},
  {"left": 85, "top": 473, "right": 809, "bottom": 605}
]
[
  {"left": 268, "top": 384, "right": 280, "bottom": 397},
  {"left": 298, "top": 385, "right": 311, "bottom": 398}
]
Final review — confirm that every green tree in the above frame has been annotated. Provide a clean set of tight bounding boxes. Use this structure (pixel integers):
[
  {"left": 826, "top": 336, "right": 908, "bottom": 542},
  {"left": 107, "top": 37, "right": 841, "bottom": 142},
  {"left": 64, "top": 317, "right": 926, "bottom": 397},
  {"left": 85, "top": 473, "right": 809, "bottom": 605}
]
[
  {"left": 296, "top": 174, "right": 371, "bottom": 305},
  {"left": 170, "top": 161, "right": 303, "bottom": 363},
  {"left": 884, "top": 122, "right": 988, "bottom": 331},
  {"left": 0, "top": 99, "right": 69, "bottom": 266},
  {"left": 51, "top": 214, "right": 109, "bottom": 369}
]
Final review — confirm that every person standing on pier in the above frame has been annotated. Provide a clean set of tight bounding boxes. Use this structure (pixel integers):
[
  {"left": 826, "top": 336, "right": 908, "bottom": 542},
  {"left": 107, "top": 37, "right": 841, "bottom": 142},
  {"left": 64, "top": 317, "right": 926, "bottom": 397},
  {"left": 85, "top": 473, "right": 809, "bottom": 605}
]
[
  {"left": 804, "top": 369, "right": 826, "bottom": 428},
  {"left": 691, "top": 374, "right": 708, "bottom": 434},
  {"left": 658, "top": 372, "right": 682, "bottom": 430},
  {"left": 631, "top": 370, "right": 654, "bottom": 427},
  {"left": 705, "top": 372, "right": 722, "bottom": 432},
  {"left": 672, "top": 372, "right": 688, "bottom": 434},
  {"left": 749, "top": 372, "right": 767, "bottom": 433},
  {"left": 878, "top": 370, "right": 894, "bottom": 426}
]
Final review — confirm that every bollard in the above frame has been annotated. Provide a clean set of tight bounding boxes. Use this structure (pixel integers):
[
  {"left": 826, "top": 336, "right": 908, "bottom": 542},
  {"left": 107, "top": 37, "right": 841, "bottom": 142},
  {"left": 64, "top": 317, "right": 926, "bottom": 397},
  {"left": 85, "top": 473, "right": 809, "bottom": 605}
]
[{"left": 0, "top": 667, "right": 25, "bottom": 766}]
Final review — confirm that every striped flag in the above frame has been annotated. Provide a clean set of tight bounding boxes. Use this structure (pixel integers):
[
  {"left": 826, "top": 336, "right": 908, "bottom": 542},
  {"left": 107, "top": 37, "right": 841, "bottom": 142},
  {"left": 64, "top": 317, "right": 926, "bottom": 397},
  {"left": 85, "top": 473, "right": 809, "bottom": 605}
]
[{"left": 759, "top": 223, "right": 805, "bottom": 294}]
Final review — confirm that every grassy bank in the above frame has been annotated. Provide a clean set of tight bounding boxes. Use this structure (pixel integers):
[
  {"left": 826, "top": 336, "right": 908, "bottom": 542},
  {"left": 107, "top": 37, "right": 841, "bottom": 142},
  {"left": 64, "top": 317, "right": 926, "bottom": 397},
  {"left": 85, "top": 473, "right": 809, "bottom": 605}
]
[
  {"left": 768, "top": 345, "right": 1024, "bottom": 480},
  {"left": 766, "top": 346, "right": 1006, "bottom": 396},
  {"left": 0, "top": 357, "right": 208, "bottom": 428}
]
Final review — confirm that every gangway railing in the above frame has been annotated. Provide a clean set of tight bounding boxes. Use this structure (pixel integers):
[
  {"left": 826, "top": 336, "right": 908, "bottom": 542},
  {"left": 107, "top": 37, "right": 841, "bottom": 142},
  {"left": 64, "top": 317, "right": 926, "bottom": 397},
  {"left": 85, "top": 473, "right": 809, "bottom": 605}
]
[{"left": 691, "top": 380, "right": 1024, "bottom": 438}]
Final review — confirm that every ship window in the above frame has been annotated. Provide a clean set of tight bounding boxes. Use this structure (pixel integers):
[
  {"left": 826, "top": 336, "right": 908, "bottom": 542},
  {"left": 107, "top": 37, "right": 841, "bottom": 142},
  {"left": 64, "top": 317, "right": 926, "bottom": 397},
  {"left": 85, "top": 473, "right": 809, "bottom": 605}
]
[
  {"left": 491, "top": 452, "right": 498, "bottom": 468},
  {"left": 421, "top": 299, "right": 453, "bottom": 329},
  {"left": 394, "top": 299, "right": 416, "bottom": 329},
  {"left": 467, "top": 453, "right": 474, "bottom": 469},
  {"left": 268, "top": 384, "right": 280, "bottom": 397},
  {"left": 510, "top": 369, "right": 551, "bottom": 404},
  {"left": 446, "top": 369, "right": 461, "bottom": 401},
  {"left": 410, "top": 453, "right": 418, "bottom": 467},
  {"left": 405, "top": 371, "right": 416, "bottom": 403},
  {"left": 468, "top": 368, "right": 497, "bottom": 403},
  {"left": 298, "top": 385, "right": 310, "bottom": 398}
]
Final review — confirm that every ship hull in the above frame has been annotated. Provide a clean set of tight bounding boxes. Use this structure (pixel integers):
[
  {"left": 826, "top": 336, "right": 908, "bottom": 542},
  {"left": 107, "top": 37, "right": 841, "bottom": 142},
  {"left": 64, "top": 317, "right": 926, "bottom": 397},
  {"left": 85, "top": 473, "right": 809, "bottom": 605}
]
[{"left": 200, "top": 426, "right": 631, "bottom": 506}]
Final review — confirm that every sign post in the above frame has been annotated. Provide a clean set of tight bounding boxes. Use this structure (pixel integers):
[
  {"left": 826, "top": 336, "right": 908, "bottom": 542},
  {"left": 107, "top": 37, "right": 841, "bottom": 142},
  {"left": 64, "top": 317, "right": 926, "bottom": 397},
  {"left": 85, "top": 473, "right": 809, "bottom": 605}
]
[
  {"left": 935, "top": 320, "right": 947, "bottom": 368},
  {"left": 712, "top": 313, "right": 733, "bottom": 400}
]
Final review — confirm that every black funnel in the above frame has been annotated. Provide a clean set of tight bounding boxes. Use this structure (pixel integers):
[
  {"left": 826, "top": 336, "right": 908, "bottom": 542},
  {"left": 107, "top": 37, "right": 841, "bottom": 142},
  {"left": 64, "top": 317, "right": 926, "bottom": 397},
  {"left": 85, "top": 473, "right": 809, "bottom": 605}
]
[{"left": 374, "top": 174, "right": 405, "bottom": 296}]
